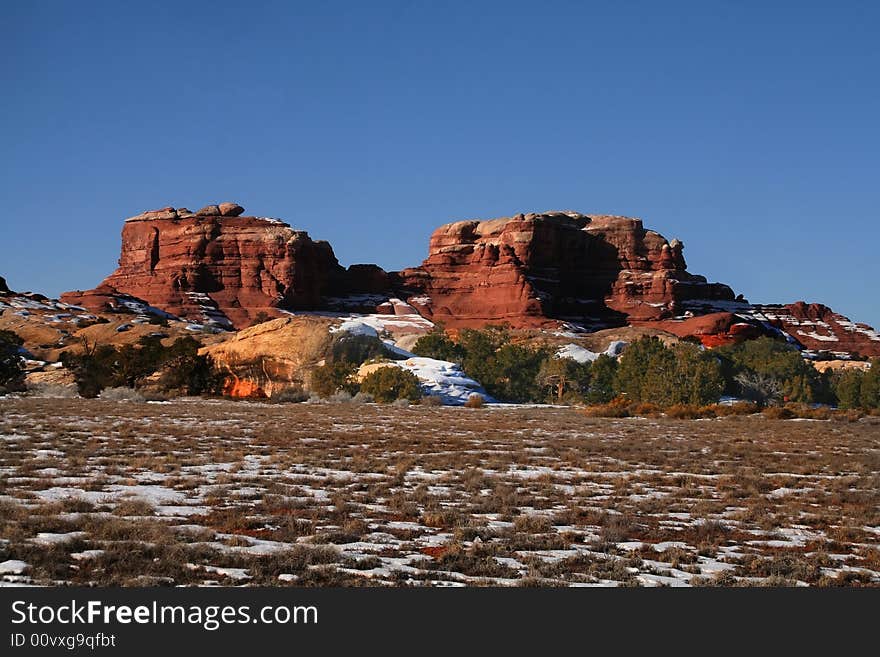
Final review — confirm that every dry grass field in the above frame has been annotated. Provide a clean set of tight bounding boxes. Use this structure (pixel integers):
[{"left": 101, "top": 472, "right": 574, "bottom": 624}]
[{"left": 1, "top": 397, "right": 878, "bottom": 587}]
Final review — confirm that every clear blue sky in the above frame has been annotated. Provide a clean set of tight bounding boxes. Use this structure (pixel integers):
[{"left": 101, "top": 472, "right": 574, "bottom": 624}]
[{"left": 3, "top": 1, "right": 878, "bottom": 327}]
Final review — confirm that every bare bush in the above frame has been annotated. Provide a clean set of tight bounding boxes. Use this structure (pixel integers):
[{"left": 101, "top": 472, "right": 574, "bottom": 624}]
[
  {"left": 270, "top": 386, "right": 308, "bottom": 403},
  {"left": 98, "top": 387, "right": 145, "bottom": 402},
  {"left": 735, "top": 371, "right": 783, "bottom": 406},
  {"left": 27, "top": 383, "right": 79, "bottom": 399}
]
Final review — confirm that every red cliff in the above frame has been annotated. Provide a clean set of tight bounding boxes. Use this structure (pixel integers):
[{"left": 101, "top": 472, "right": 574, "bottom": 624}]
[
  {"left": 61, "top": 204, "right": 378, "bottom": 329},
  {"left": 398, "top": 212, "right": 736, "bottom": 328}
]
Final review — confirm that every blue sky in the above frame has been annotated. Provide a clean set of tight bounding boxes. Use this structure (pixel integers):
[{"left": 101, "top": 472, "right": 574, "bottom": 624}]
[{"left": 2, "top": 1, "right": 878, "bottom": 327}]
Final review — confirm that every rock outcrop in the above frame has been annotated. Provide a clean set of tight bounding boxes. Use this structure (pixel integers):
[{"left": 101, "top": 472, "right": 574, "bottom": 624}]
[
  {"left": 200, "top": 316, "right": 337, "bottom": 397},
  {"left": 398, "top": 212, "right": 735, "bottom": 328},
  {"left": 751, "top": 302, "right": 880, "bottom": 358},
  {"left": 56, "top": 204, "right": 880, "bottom": 360},
  {"left": 61, "top": 204, "right": 389, "bottom": 329}
]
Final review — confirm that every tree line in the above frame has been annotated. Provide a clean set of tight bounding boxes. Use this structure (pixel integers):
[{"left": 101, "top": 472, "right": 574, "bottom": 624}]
[{"left": 412, "top": 327, "right": 880, "bottom": 409}]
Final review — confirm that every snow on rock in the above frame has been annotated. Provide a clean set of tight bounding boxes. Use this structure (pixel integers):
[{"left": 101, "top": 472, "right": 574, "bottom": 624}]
[
  {"left": 331, "top": 319, "right": 380, "bottom": 338},
  {"left": 296, "top": 306, "right": 435, "bottom": 338},
  {"left": 376, "top": 357, "right": 493, "bottom": 405},
  {"left": 605, "top": 340, "right": 627, "bottom": 356},
  {"left": 382, "top": 339, "right": 414, "bottom": 359},
  {"left": 556, "top": 340, "right": 627, "bottom": 363}
]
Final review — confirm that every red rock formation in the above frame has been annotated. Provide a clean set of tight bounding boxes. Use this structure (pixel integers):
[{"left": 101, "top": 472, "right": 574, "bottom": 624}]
[
  {"left": 61, "top": 204, "right": 367, "bottom": 329},
  {"left": 398, "top": 212, "right": 735, "bottom": 328},
  {"left": 56, "top": 205, "right": 880, "bottom": 359},
  {"left": 751, "top": 302, "right": 880, "bottom": 358},
  {"left": 653, "top": 312, "right": 766, "bottom": 348},
  {"left": 223, "top": 375, "right": 267, "bottom": 398}
]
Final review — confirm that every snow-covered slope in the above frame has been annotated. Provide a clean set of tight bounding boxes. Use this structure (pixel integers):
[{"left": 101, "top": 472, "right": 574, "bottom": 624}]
[
  {"left": 392, "top": 357, "right": 494, "bottom": 405},
  {"left": 556, "top": 340, "right": 627, "bottom": 363}
]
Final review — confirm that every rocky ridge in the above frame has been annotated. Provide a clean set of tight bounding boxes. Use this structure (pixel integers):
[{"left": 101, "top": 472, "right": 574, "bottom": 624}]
[{"left": 10, "top": 201, "right": 877, "bottom": 361}]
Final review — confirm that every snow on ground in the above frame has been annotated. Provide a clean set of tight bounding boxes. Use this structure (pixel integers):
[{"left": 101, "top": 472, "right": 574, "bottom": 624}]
[
  {"left": 2, "top": 399, "right": 878, "bottom": 587},
  {"left": 32, "top": 532, "right": 86, "bottom": 545},
  {"left": 0, "top": 560, "right": 29, "bottom": 575}
]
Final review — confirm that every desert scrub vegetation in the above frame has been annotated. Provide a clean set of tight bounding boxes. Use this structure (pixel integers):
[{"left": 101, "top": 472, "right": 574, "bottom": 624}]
[
  {"left": 412, "top": 329, "right": 879, "bottom": 412},
  {"left": 0, "top": 328, "right": 26, "bottom": 393},
  {"left": 0, "top": 397, "right": 878, "bottom": 587},
  {"left": 60, "top": 335, "right": 221, "bottom": 398},
  {"left": 579, "top": 398, "right": 867, "bottom": 421},
  {"left": 359, "top": 366, "right": 422, "bottom": 403}
]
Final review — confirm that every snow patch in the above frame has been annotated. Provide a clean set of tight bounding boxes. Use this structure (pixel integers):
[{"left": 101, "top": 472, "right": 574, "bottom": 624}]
[{"left": 556, "top": 340, "right": 626, "bottom": 363}]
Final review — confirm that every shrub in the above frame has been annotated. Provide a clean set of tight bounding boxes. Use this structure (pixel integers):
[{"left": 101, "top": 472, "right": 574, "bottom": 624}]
[
  {"left": 456, "top": 326, "right": 550, "bottom": 403},
  {"left": 113, "top": 498, "right": 156, "bottom": 516},
  {"left": 734, "top": 371, "right": 783, "bottom": 406},
  {"left": 615, "top": 337, "right": 723, "bottom": 406},
  {"left": 309, "top": 361, "right": 358, "bottom": 398},
  {"left": 329, "top": 332, "right": 387, "bottom": 365},
  {"left": 513, "top": 514, "right": 553, "bottom": 533},
  {"left": 581, "top": 397, "right": 630, "bottom": 418},
  {"left": 328, "top": 391, "right": 353, "bottom": 403},
  {"left": 537, "top": 357, "right": 592, "bottom": 403},
  {"left": 666, "top": 404, "right": 714, "bottom": 419},
  {"left": 61, "top": 335, "right": 219, "bottom": 397},
  {"left": 585, "top": 354, "right": 618, "bottom": 403},
  {"left": 717, "top": 337, "right": 825, "bottom": 404},
  {"left": 630, "top": 402, "right": 662, "bottom": 417},
  {"left": 831, "top": 408, "right": 864, "bottom": 422},
  {"left": 412, "top": 331, "right": 465, "bottom": 363},
  {"left": 464, "top": 393, "right": 485, "bottom": 408},
  {"left": 27, "top": 382, "right": 80, "bottom": 398},
  {"left": 805, "top": 405, "right": 833, "bottom": 420},
  {"left": 156, "top": 351, "right": 221, "bottom": 396},
  {"left": 832, "top": 363, "right": 879, "bottom": 410},
  {"left": 270, "top": 386, "right": 308, "bottom": 403},
  {"left": 763, "top": 406, "right": 794, "bottom": 420},
  {"left": 360, "top": 366, "right": 422, "bottom": 403},
  {"left": 420, "top": 395, "right": 444, "bottom": 407},
  {"left": 141, "top": 391, "right": 170, "bottom": 402},
  {"left": 98, "top": 387, "right": 145, "bottom": 402},
  {"left": 391, "top": 397, "right": 411, "bottom": 407},
  {"left": 0, "top": 329, "right": 25, "bottom": 391},
  {"left": 352, "top": 391, "right": 374, "bottom": 404},
  {"left": 714, "top": 401, "right": 759, "bottom": 416},
  {"left": 488, "top": 343, "right": 550, "bottom": 402}
]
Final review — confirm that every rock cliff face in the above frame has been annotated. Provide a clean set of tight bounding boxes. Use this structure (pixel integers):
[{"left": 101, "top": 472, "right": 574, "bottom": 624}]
[
  {"left": 751, "top": 302, "right": 880, "bottom": 358},
  {"left": 398, "top": 212, "right": 735, "bottom": 328},
  {"left": 200, "top": 316, "right": 337, "bottom": 397},
  {"left": 54, "top": 205, "right": 880, "bottom": 359},
  {"left": 61, "top": 205, "right": 386, "bottom": 329}
]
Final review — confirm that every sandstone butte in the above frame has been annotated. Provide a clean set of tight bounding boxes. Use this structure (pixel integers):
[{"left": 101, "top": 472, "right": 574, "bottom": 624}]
[
  {"left": 59, "top": 204, "right": 880, "bottom": 358},
  {"left": 398, "top": 211, "right": 736, "bottom": 327},
  {"left": 61, "top": 204, "right": 389, "bottom": 329}
]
